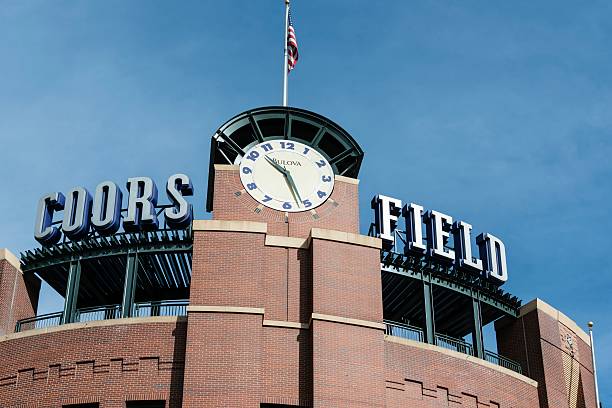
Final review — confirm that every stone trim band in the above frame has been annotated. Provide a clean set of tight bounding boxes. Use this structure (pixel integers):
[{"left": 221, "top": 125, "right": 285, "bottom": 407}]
[
  {"left": 0, "top": 248, "right": 21, "bottom": 272},
  {"left": 191, "top": 220, "right": 382, "bottom": 249},
  {"left": 311, "top": 313, "right": 386, "bottom": 330}
]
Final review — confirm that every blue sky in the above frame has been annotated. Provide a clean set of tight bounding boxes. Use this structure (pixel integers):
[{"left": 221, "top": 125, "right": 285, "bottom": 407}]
[{"left": 1, "top": 0, "right": 610, "bottom": 401}]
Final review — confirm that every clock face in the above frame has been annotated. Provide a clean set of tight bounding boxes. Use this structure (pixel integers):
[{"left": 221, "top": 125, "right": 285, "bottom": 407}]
[{"left": 239, "top": 140, "right": 335, "bottom": 212}]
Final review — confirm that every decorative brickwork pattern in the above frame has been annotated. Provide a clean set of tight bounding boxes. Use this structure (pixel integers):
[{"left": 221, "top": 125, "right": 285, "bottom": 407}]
[
  {"left": 0, "top": 319, "right": 186, "bottom": 408},
  {"left": 385, "top": 338, "right": 539, "bottom": 407}
]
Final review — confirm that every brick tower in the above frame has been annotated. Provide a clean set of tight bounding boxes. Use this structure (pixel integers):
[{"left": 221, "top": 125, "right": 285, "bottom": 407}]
[{"left": 182, "top": 162, "right": 385, "bottom": 407}]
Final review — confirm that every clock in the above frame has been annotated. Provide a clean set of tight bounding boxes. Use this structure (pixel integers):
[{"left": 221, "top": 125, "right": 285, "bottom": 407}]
[{"left": 239, "top": 140, "right": 335, "bottom": 212}]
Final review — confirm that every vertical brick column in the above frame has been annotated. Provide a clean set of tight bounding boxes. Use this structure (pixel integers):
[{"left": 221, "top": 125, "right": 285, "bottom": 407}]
[
  {"left": 0, "top": 249, "right": 40, "bottom": 336},
  {"left": 182, "top": 221, "right": 267, "bottom": 408},
  {"left": 496, "top": 298, "right": 598, "bottom": 408},
  {"left": 310, "top": 229, "right": 385, "bottom": 408}
]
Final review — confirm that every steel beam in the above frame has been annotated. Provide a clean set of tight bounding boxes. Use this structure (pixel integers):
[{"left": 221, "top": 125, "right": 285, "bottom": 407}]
[
  {"left": 380, "top": 264, "right": 519, "bottom": 317},
  {"left": 423, "top": 278, "right": 435, "bottom": 345},
  {"left": 121, "top": 252, "right": 138, "bottom": 318},
  {"left": 471, "top": 297, "right": 485, "bottom": 359},
  {"left": 62, "top": 259, "right": 81, "bottom": 324}
]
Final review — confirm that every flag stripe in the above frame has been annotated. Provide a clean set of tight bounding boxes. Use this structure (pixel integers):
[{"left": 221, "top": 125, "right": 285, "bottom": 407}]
[{"left": 287, "top": 8, "right": 299, "bottom": 72}]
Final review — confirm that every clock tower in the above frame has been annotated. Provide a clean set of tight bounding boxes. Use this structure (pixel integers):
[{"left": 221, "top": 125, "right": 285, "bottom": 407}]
[{"left": 182, "top": 107, "right": 386, "bottom": 407}]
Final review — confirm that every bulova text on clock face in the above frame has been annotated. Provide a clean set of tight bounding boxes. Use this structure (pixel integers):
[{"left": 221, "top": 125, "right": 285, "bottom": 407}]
[{"left": 239, "top": 140, "right": 335, "bottom": 212}]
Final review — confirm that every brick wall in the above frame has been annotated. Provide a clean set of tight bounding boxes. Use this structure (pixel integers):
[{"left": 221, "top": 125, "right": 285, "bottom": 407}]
[
  {"left": 384, "top": 336, "right": 539, "bottom": 407},
  {"left": 311, "top": 237, "right": 386, "bottom": 408},
  {"left": 496, "top": 299, "right": 598, "bottom": 408},
  {"left": 0, "top": 318, "right": 186, "bottom": 408},
  {"left": 0, "top": 251, "right": 40, "bottom": 337}
]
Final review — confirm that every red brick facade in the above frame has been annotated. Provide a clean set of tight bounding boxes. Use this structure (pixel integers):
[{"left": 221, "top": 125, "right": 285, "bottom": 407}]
[
  {"left": 0, "top": 318, "right": 186, "bottom": 407},
  {"left": 0, "top": 167, "right": 598, "bottom": 407},
  {"left": 0, "top": 252, "right": 40, "bottom": 337},
  {"left": 496, "top": 299, "right": 598, "bottom": 408}
]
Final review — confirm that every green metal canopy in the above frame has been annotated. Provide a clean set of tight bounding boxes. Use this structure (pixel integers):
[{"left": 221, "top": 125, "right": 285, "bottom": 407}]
[{"left": 20, "top": 229, "right": 193, "bottom": 308}]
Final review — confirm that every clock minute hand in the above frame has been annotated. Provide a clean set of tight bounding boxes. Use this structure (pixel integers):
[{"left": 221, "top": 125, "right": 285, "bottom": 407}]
[
  {"left": 264, "top": 156, "right": 287, "bottom": 175},
  {"left": 284, "top": 167, "right": 303, "bottom": 207}
]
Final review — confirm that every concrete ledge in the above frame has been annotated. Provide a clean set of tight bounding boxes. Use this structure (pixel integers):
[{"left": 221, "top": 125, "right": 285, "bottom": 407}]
[
  {"left": 334, "top": 175, "right": 359, "bottom": 185},
  {"left": 384, "top": 335, "right": 538, "bottom": 387},
  {"left": 0, "top": 248, "right": 21, "bottom": 272},
  {"left": 520, "top": 298, "right": 590, "bottom": 345},
  {"left": 214, "top": 164, "right": 239, "bottom": 170},
  {"left": 311, "top": 313, "right": 385, "bottom": 330},
  {"left": 0, "top": 316, "right": 184, "bottom": 343},
  {"left": 265, "top": 235, "right": 311, "bottom": 249},
  {"left": 192, "top": 220, "right": 267, "bottom": 234},
  {"left": 263, "top": 320, "right": 310, "bottom": 329},
  {"left": 310, "top": 228, "right": 381, "bottom": 249},
  {"left": 187, "top": 305, "right": 265, "bottom": 315}
]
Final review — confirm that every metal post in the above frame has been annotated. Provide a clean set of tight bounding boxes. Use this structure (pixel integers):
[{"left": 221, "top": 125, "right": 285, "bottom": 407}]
[
  {"left": 151, "top": 300, "right": 162, "bottom": 317},
  {"left": 282, "top": 0, "right": 290, "bottom": 106},
  {"left": 423, "top": 279, "right": 435, "bottom": 345},
  {"left": 588, "top": 322, "right": 601, "bottom": 408},
  {"left": 62, "top": 259, "right": 81, "bottom": 324},
  {"left": 121, "top": 252, "right": 138, "bottom": 318},
  {"left": 471, "top": 297, "right": 484, "bottom": 359}
]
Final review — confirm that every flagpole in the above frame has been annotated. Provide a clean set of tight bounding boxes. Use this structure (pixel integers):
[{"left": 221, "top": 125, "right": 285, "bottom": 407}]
[
  {"left": 588, "top": 322, "right": 601, "bottom": 408},
  {"left": 283, "top": 0, "right": 290, "bottom": 107}
]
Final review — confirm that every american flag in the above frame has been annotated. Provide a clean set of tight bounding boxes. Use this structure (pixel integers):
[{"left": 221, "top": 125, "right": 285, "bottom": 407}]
[{"left": 287, "top": 7, "right": 299, "bottom": 72}]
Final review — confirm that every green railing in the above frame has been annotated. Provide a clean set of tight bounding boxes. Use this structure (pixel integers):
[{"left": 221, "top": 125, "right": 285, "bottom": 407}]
[
  {"left": 76, "top": 304, "right": 122, "bottom": 322},
  {"left": 485, "top": 350, "right": 522, "bottom": 374},
  {"left": 384, "top": 320, "right": 522, "bottom": 375},
  {"left": 435, "top": 333, "right": 474, "bottom": 356},
  {"left": 15, "top": 300, "right": 188, "bottom": 333},
  {"left": 384, "top": 320, "right": 424, "bottom": 342},
  {"left": 15, "top": 311, "right": 62, "bottom": 332},
  {"left": 134, "top": 300, "right": 188, "bottom": 317}
]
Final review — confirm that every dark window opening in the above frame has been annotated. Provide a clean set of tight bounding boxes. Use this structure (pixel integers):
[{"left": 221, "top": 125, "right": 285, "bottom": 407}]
[
  {"left": 261, "top": 404, "right": 306, "bottom": 408},
  {"left": 291, "top": 119, "right": 319, "bottom": 143},
  {"left": 126, "top": 401, "right": 165, "bottom": 408},
  {"left": 316, "top": 132, "right": 345, "bottom": 159},
  {"left": 257, "top": 118, "right": 285, "bottom": 138},
  {"left": 230, "top": 123, "right": 257, "bottom": 148}
]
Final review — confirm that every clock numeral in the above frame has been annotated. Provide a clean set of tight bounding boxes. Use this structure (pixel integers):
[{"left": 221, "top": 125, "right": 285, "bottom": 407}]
[
  {"left": 316, "top": 159, "right": 326, "bottom": 168},
  {"left": 283, "top": 202, "right": 292, "bottom": 210},
  {"left": 247, "top": 183, "right": 257, "bottom": 190},
  {"left": 247, "top": 151, "right": 260, "bottom": 161},
  {"left": 303, "top": 147, "right": 310, "bottom": 155},
  {"left": 242, "top": 167, "right": 252, "bottom": 174},
  {"left": 280, "top": 141, "right": 295, "bottom": 150},
  {"left": 261, "top": 143, "right": 273, "bottom": 152},
  {"left": 322, "top": 175, "right": 332, "bottom": 182},
  {"left": 262, "top": 195, "right": 272, "bottom": 202},
  {"left": 317, "top": 190, "right": 327, "bottom": 199},
  {"left": 302, "top": 199, "right": 312, "bottom": 208}
]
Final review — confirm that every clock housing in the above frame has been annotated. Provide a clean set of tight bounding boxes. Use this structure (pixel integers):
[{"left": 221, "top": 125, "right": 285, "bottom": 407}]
[
  {"left": 239, "top": 140, "right": 334, "bottom": 212},
  {"left": 206, "top": 107, "right": 364, "bottom": 212}
]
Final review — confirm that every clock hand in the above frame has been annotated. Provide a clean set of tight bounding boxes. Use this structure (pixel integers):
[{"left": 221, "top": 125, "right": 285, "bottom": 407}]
[
  {"left": 263, "top": 156, "right": 302, "bottom": 208},
  {"left": 284, "top": 167, "right": 303, "bottom": 207},
  {"left": 264, "top": 155, "right": 287, "bottom": 175}
]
